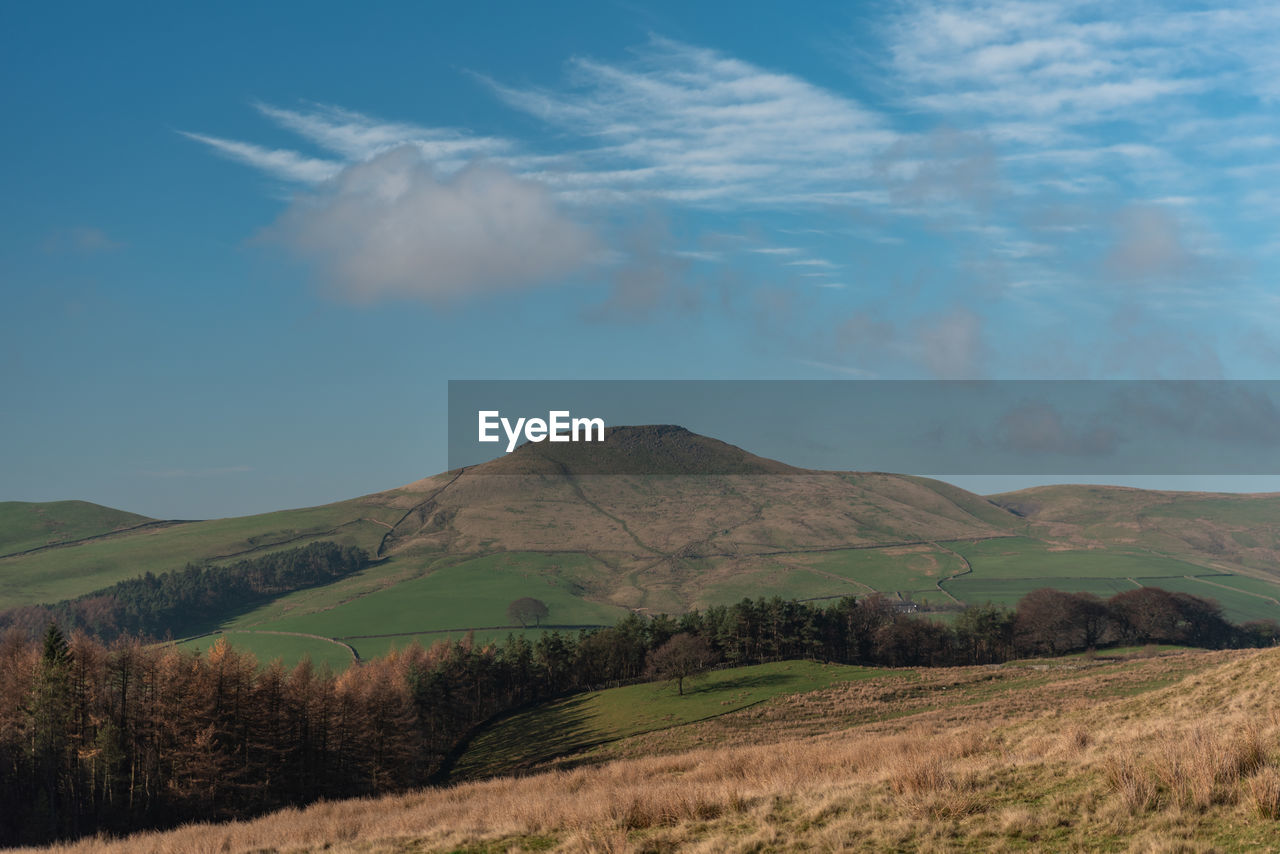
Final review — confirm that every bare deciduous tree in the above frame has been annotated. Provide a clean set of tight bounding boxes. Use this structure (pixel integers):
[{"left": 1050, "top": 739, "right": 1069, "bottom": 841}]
[{"left": 645, "top": 632, "right": 715, "bottom": 695}]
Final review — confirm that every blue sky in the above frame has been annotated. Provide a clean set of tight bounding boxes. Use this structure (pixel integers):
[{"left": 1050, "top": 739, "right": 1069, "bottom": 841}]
[{"left": 5, "top": 1, "right": 1280, "bottom": 517}]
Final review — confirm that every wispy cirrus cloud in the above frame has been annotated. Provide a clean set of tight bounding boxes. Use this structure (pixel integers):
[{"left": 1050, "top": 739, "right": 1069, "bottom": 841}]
[
  {"left": 482, "top": 37, "right": 898, "bottom": 207},
  {"left": 250, "top": 102, "right": 513, "bottom": 166},
  {"left": 877, "top": 0, "right": 1280, "bottom": 196},
  {"left": 881, "top": 2, "right": 1211, "bottom": 124},
  {"left": 179, "top": 15, "right": 1280, "bottom": 375},
  {"left": 179, "top": 39, "right": 909, "bottom": 308},
  {"left": 183, "top": 38, "right": 901, "bottom": 211},
  {"left": 178, "top": 131, "right": 342, "bottom": 184}
]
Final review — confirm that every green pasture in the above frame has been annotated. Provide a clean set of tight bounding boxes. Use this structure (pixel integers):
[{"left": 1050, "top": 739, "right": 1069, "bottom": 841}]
[
  {"left": 795, "top": 545, "right": 967, "bottom": 590},
  {"left": 943, "top": 575, "right": 1141, "bottom": 607},
  {"left": 0, "top": 500, "right": 152, "bottom": 557},
  {"left": 451, "top": 660, "right": 889, "bottom": 781},
  {"left": 1130, "top": 575, "right": 1280, "bottom": 624},
  {"left": 0, "top": 501, "right": 399, "bottom": 610},
  {"left": 250, "top": 552, "right": 629, "bottom": 639},
  {"left": 175, "top": 631, "right": 356, "bottom": 671},
  {"left": 945, "top": 536, "right": 1209, "bottom": 579}
]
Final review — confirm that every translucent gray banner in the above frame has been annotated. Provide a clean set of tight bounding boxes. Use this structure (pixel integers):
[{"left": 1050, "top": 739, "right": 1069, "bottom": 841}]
[{"left": 447, "top": 380, "right": 1280, "bottom": 475}]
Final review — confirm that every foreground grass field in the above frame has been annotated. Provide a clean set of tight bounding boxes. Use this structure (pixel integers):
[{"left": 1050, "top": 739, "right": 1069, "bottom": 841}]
[
  {"left": 453, "top": 660, "right": 888, "bottom": 780},
  {"left": 32, "top": 647, "right": 1280, "bottom": 853}
]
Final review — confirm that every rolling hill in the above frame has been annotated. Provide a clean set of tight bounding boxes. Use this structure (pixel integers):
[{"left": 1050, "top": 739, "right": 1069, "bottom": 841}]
[
  {"left": 6, "top": 426, "right": 1280, "bottom": 666},
  {"left": 32, "top": 646, "right": 1280, "bottom": 853},
  {"left": 0, "top": 500, "right": 155, "bottom": 558}
]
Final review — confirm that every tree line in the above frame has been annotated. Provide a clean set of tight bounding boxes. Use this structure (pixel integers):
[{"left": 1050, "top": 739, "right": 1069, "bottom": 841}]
[
  {"left": 2, "top": 583, "right": 1276, "bottom": 845},
  {"left": 0, "top": 542, "right": 369, "bottom": 642}
]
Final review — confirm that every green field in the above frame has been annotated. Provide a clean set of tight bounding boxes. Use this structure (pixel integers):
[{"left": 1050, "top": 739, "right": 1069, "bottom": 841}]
[
  {"left": 943, "top": 575, "right": 1141, "bottom": 607},
  {"left": 942, "top": 572, "right": 1280, "bottom": 622},
  {"left": 795, "top": 545, "right": 967, "bottom": 590},
  {"left": 692, "top": 561, "right": 865, "bottom": 605},
  {"left": 0, "top": 500, "right": 153, "bottom": 557},
  {"left": 0, "top": 501, "right": 400, "bottom": 610},
  {"left": 175, "top": 627, "right": 559, "bottom": 671},
  {"left": 945, "top": 536, "right": 1210, "bottom": 579},
  {"left": 176, "top": 631, "right": 356, "bottom": 671},
  {"left": 247, "top": 552, "right": 630, "bottom": 639},
  {"left": 690, "top": 546, "right": 967, "bottom": 607},
  {"left": 1189, "top": 573, "right": 1280, "bottom": 604},
  {"left": 220, "top": 552, "right": 435, "bottom": 629},
  {"left": 1130, "top": 575, "right": 1280, "bottom": 624},
  {"left": 452, "top": 660, "right": 890, "bottom": 780}
]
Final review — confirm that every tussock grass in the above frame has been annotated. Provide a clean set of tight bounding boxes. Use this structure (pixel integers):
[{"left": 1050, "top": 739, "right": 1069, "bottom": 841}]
[{"left": 24, "top": 648, "right": 1280, "bottom": 853}]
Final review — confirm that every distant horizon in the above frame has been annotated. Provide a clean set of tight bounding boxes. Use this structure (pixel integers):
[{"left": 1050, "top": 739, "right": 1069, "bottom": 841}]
[{"left": 11, "top": 457, "right": 1280, "bottom": 522}]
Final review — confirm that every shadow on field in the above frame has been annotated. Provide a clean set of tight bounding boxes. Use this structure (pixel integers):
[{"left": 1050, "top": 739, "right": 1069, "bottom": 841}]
[
  {"left": 454, "top": 695, "right": 599, "bottom": 780},
  {"left": 453, "top": 671, "right": 806, "bottom": 782},
  {"left": 682, "top": 671, "right": 792, "bottom": 696}
]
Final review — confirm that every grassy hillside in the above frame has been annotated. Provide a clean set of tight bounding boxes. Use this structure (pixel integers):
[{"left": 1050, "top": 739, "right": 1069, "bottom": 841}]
[
  {"left": 38, "top": 647, "right": 1280, "bottom": 853},
  {"left": 0, "top": 500, "right": 153, "bottom": 557},
  {"left": 0, "top": 501, "right": 405, "bottom": 609},
  {"left": 8, "top": 429, "right": 1280, "bottom": 668},
  {"left": 0, "top": 429, "right": 1028, "bottom": 663},
  {"left": 238, "top": 552, "right": 630, "bottom": 662},
  {"left": 453, "top": 660, "right": 887, "bottom": 780},
  {"left": 990, "top": 484, "right": 1280, "bottom": 577},
  {"left": 176, "top": 631, "right": 356, "bottom": 671}
]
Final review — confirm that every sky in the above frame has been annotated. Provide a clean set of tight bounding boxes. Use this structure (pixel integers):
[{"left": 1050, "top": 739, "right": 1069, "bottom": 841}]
[{"left": 5, "top": 0, "right": 1280, "bottom": 518}]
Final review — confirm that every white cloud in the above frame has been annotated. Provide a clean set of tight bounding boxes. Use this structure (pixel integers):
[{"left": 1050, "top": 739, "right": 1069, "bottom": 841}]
[
  {"left": 251, "top": 102, "right": 512, "bottom": 164},
  {"left": 264, "top": 147, "right": 598, "bottom": 303},
  {"left": 881, "top": 2, "right": 1212, "bottom": 123},
  {"left": 186, "top": 39, "right": 902, "bottom": 212},
  {"left": 176, "top": 16, "right": 1280, "bottom": 360},
  {"left": 179, "top": 131, "right": 342, "bottom": 184}
]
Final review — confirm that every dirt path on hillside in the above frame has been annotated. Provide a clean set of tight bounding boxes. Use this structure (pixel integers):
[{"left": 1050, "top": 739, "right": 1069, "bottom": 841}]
[{"left": 378, "top": 469, "right": 468, "bottom": 557}]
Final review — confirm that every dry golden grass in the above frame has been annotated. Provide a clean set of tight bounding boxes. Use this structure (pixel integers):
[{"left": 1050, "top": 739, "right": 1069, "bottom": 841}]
[{"left": 24, "top": 648, "right": 1280, "bottom": 853}]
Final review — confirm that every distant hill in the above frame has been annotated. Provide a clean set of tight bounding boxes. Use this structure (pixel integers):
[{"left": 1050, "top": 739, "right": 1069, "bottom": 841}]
[
  {"left": 6, "top": 427, "right": 1280, "bottom": 664},
  {"left": 0, "top": 500, "right": 154, "bottom": 557},
  {"left": 989, "top": 484, "right": 1280, "bottom": 578},
  {"left": 379, "top": 424, "right": 1019, "bottom": 569},
  {"left": 474, "top": 424, "right": 801, "bottom": 475}
]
